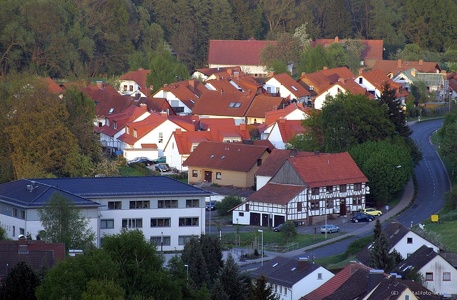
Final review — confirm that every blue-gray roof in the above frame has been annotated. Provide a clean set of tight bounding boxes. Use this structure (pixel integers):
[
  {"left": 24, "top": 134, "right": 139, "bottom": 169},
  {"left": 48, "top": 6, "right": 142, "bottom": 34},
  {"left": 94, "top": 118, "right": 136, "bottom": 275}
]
[{"left": 0, "top": 177, "right": 211, "bottom": 208}]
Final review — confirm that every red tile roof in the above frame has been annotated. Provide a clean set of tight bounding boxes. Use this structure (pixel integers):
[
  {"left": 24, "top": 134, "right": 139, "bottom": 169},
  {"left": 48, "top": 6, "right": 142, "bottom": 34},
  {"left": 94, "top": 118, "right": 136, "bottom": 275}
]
[
  {"left": 173, "top": 130, "right": 212, "bottom": 155},
  {"left": 82, "top": 83, "right": 134, "bottom": 117},
  {"left": 256, "top": 149, "right": 314, "bottom": 177},
  {"left": 43, "top": 77, "right": 65, "bottom": 94},
  {"left": 118, "top": 112, "right": 168, "bottom": 145},
  {"left": 245, "top": 95, "right": 287, "bottom": 119},
  {"left": 371, "top": 59, "right": 441, "bottom": 76},
  {"left": 289, "top": 152, "right": 368, "bottom": 187},
  {"left": 182, "top": 141, "right": 270, "bottom": 172},
  {"left": 264, "top": 102, "right": 310, "bottom": 127},
  {"left": 198, "top": 118, "right": 236, "bottom": 130},
  {"left": 359, "top": 69, "right": 408, "bottom": 98},
  {"left": 137, "top": 97, "right": 176, "bottom": 115},
  {"left": 192, "top": 90, "right": 256, "bottom": 117},
  {"left": 119, "top": 68, "right": 151, "bottom": 96},
  {"left": 208, "top": 39, "right": 276, "bottom": 66},
  {"left": 301, "top": 262, "right": 372, "bottom": 300},
  {"left": 276, "top": 119, "right": 307, "bottom": 142},
  {"left": 298, "top": 67, "right": 355, "bottom": 95},
  {"left": 247, "top": 182, "right": 304, "bottom": 205},
  {"left": 194, "top": 66, "right": 242, "bottom": 77},
  {"left": 160, "top": 79, "right": 208, "bottom": 110},
  {"left": 98, "top": 105, "right": 149, "bottom": 137},
  {"left": 270, "top": 73, "right": 311, "bottom": 98},
  {"left": 312, "top": 37, "right": 383, "bottom": 61},
  {"left": 167, "top": 115, "right": 199, "bottom": 131}
]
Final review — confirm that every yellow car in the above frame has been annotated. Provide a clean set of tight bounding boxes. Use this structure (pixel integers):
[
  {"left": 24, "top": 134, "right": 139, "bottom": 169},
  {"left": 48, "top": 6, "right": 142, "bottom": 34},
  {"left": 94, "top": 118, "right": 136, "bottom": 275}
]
[{"left": 362, "top": 208, "right": 383, "bottom": 216}]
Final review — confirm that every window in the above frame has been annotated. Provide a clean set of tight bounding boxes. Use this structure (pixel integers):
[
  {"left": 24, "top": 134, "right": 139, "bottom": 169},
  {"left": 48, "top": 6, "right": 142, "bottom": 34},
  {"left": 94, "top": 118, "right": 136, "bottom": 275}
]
[
  {"left": 130, "top": 200, "right": 150, "bottom": 209},
  {"left": 179, "top": 217, "right": 199, "bottom": 226},
  {"left": 358, "top": 78, "right": 363, "bottom": 84},
  {"left": 216, "top": 172, "right": 222, "bottom": 180},
  {"left": 129, "top": 85, "right": 133, "bottom": 91},
  {"left": 229, "top": 102, "right": 242, "bottom": 108},
  {"left": 158, "top": 200, "right": 178, "bottom": 208},
  {"left": 133, "top": 129, "right": 137, "bottom": 138},
  {"left": 309, "top": 85, "right": 314, "bottom": 91},
  {"left": 354, "top": 183, "right": 362, "bottom": 191},
  {"left": 405, "top": 295, "right": 410, "bottom": 300},
  {"left": 192, "top": 170, "right": 198, "bottom": 177},
  {"left": 20, "top": 228, "right": 25, "bottom": 235},
  {"left": 245, "top": 204, "right": 249, "bottom": 212},
  {"left": 326, "top": 199, "right": 334, "bottom": 208},
  {"left": 123, "top": 84, "right": 127, "bottom": 91},
  {"left": 353, "top": 196, "right": 362, "bottom": 205},
  {"left": 407, "top": 237, "right": 413, "bottom": 244},
  {"left": 425, "top": 272, "right": 433, "bottom": 281},
  {"left": 285, "top": 288, "right": 287, "bottom": 295},
  {"left": 122, "top": 218, "right": 143, "bottom": 228},
  {"left": 257, "top": 159, "right": 262, "bottom": 166},
  {"left": 13, "top": 208, "right": 18, "bottom": 218},
  {"left": 150, "top": 236, "right": 170, "bottom": 246},
  {"left": 101, "top": 219, "right": 114, "bottom": 229},
  {"left": 310, "top": 200, "right": 319, "bottom": 209},
  {"left": 239, "top": 212, "right": 244, "bottom": 217},
  {"left": 443, "top": 272, "right": 451, "bottom": 281},
  {"left": 126, "top": 127, "right": 130, "bottom": 134},
  {"left": 113, "top": 121, "right": 117, "bottom": 129},
  {"left": 311, "top": 187, "right": 319, "bottom": 195},
  {"left": 20, "top": 210, "right": 25, "bottom": 219},
  {"left": 339, "top": 184, "right": 347, "bottom": 192},
  {"left": 158, "top": 132, "right": 163, "bottom": 143},
  {"left": 108, "top": 201, "right": 122, "bottom": 210},
  {"left": 297, "top": 202, "right": 302, "bottom": 212},
  {"left": 326, "top": 186, "right": 333, "bottom": 193},
  {"left": 178, "top": 235, "right": 194, "bottom": 245},
  {"left": 151, "top": 218, "right": 171, "bottom": 227},
  {"left": 318, "top": 273, "right": 323, "bottom": 280},
  {"left": 186, "top": 199, "right": 199, "bottom": 207}
]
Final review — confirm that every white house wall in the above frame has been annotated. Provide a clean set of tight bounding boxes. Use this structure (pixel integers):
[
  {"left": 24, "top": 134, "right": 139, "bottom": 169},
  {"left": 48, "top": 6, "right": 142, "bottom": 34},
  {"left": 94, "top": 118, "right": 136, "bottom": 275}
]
[
  {"left": 163, "top": 135, "right": 189, "bottom": 172},
  {"left": 392, "top": 231, "right": 440, "bottom": 259},
  {"left": 119, "top": 79, "right": 147, "bottom": 97},
  {"left": 153, "top": 90, "right": 192, "bottom": 114},
  {"left": 314, "top": 85, "right": 346, "bottom": 110},
  {"left": 355, "top": 76, "right": 379, "bottom": 98},
  {"left": 421, "top": 256, "right": 457, "bottom": 295},
  {"left": 290, "top": 267, "right": 334, "bottom": 300},
  {"left": 267, "top": 123, "right": 286, "bottom": 149}
]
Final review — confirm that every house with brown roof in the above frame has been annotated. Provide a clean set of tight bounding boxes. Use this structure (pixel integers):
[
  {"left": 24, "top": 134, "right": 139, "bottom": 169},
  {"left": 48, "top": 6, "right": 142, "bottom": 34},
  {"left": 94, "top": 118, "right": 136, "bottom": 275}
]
[
  {"left": 266, "top": 119, "right": 307, "bottom": 149},
  {"left": 447, "top": 72, "right": 457, "bottom": 100},
  {"left": 250, "top": 256, "right": 334, "bottom": 300},
  {"left": 117, "top": 112, "right": 189, "bottom": 161},
  {"left": 313, "top": 77, "right": 371, "bottom": 109},
  {"left": 311, "top": 37, "right": 384, "bottom": 67},
  {"left": 395, "top": 245, "right": 457, "bottom": 297},
  {"left": 263, "top": 73, "right": 311, "bottom": 103},
  {"left": 183, "top": 141, "right": 271, "bottom": 189},
  {"left": 163, "top": 123, "right": 251, "bottom": 171},
  {"left": 232, "top": 152, "right": 368, "bottom": 227},
  {"left": 259, "top": 103, "right": 311, "bottom": 140},
  {"left": 152, "top": 79, "right": 208, "bottom": 115},
  {"left": 204, "top": 68, "right": 264, "bottom": 96},
  {"left": 192, "top": 66, "right": 242, "bottom": 81},
  {"left": 0, "top": 240, "right": 66, "bottom": 280},
  {"left": 82, "top": 82, "right": 134, "bottom": 127},
  {"left": 356, "top": 221, "right": 440, "bottom": 266},
  {"left": 372, "top": 59, "right": 441, "bottom": 78},
  {"left": 208, "top": 38, "right": 278, "bottom": 77},
  {"left": 118, "top": 68, "right": 152, "bottom": 97},
  {"left": 245, "top": 94, "right": 288, "bottom": 124},
  {"left": 98, "top": 104, "right": 151, "bottom": 155},
  {"left": 355, "top": 69, "right": 409, "bottom": 102},
  {"left": 393, "top": 68, "right": 446, "bottom": 100}
]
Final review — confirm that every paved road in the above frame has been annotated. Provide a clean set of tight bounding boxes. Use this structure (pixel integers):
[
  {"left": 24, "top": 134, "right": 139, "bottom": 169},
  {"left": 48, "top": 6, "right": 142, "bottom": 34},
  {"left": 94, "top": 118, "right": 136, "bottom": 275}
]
[{"left": 235, "top": 119, "right": 449, "bottom": 271}]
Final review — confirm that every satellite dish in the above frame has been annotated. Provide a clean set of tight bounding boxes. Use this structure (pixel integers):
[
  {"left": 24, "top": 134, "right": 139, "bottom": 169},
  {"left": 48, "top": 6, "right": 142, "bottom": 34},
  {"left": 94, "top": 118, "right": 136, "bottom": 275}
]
[{"left": 419, "top": 223, "right": 425, "bottom": 230}]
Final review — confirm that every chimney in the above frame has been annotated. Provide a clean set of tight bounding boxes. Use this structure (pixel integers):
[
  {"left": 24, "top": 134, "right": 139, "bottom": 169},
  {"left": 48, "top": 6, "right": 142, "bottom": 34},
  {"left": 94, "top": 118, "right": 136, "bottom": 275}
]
[
  {"left": 269, "top": 71, "right": 275, "bottom": 77},
  {"left": 338, "top": 78, "right": 346, "bottom": 83},
  {"left": 160, "top": 110, "right": 168, "bottom": 117},
  {"left": 139, "top": 103, "right": 147, "bottom": 110},
  {"left": 279, "top": 118, "right": 286, "bottom": 124},
  {"left": 227, "top": 69, "right": 233, "bottom": 76},
  {"left": 359, "top": 69, "right": 363, "bottom": 76},
  {"left": 234, "top": 71, "right": 240, "bottom": 79},
  {"left": 419, "top": 59, "right": 423, "bottom": 65},
  {"left": 175, "top": 128, "right": 182, "bottom": 135},
  {"left": 335, "top": 36, "right": 339, "bottom": 42},
  {"left": 189, "top": 80, "right": 195, "bottom": 89},
  {"left": 323, "top": 66, "right": 328, "bottom": 70},
  {"left": 240, "top": 123, "right": 247, "bottom": 131},
  {"left": 349, "top": 261, "right": 359, "bottom": 275},
  {"left": 397, "top": 59, "right": 402, "bottom": 67},
  {"left": 411, "top": 69, "right": 416, "bottom": 78}
]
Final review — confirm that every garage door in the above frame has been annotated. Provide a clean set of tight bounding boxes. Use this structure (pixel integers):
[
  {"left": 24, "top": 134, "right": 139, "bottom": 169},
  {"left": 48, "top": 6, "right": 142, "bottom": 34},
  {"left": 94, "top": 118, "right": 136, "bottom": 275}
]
[{"left": 250, "top": 213, "right": 260, "bottom": 226}]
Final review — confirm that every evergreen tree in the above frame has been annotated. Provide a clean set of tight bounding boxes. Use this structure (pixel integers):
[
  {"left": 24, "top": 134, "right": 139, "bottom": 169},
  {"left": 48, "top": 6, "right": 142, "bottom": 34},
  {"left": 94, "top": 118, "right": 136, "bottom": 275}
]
[
  {"left": 211, "top": 278, "right": 229, "bottom": 300},
  {"left": 369, "top": 220, "right": 400, "bottom": 272},
  {"left": 181, "top": 237, "right": 210, "bottom": 289},
  {"left": 379, "top": 83, "right": 411, "bottom": 138},
  {"left": 217, "top": 254, "right": 247, "bottom": 300},
  {"left": 200, "top": 235, "right": 224, "bottom": 284},
  {"left": 249, "top": 275, "right": 279, "bottom": 300},
  {"left": 3, "top": 261, "right": 40, "bottom": 300}
]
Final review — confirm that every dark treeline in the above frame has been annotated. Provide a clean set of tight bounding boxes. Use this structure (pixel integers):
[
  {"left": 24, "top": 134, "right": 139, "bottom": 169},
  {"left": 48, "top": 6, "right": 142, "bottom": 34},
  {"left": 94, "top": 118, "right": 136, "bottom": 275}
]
[{"left": 1, "top": 0, "right": 457, "bottom": 79}]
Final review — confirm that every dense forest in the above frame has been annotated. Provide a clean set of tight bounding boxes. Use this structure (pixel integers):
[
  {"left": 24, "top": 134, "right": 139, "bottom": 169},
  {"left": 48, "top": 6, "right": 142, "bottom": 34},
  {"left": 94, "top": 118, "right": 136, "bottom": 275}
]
[{"left": 2, "top": 0, "right": 457, "bottom": 80}]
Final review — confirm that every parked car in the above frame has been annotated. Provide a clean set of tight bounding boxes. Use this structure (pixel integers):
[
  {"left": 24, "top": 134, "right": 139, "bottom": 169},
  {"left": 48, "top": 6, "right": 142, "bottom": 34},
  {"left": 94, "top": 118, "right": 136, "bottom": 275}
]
[
  {"left": 128, "top": 157, "right": 153, "bottom": 166},
  {"left": 273, "top": 223, "right": 285, "bottom": 232},
  {"left": 361, "top": 208, "right": 383, "bottom": 216},
  {"left": 320, "top": 224, "right": 340, "bottom": 234},
  {"left": 206, "top": 201, "right": 216, "bottom": 211},
  {"left": 155, "top": 163, "right": 170, "bottom": 172},
  {"left": 152, "top": 156, "right": 166, "bottom": 164},
  {"left": 351, "top": 213, "right": 375, "bottom": 223}
]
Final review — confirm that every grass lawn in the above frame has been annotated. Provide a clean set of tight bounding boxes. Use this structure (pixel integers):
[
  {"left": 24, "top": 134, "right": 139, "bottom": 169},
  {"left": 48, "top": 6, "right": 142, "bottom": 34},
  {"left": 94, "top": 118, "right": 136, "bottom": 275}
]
[{"left": 420, "top": 210, "right": 457, "bottom": 253}]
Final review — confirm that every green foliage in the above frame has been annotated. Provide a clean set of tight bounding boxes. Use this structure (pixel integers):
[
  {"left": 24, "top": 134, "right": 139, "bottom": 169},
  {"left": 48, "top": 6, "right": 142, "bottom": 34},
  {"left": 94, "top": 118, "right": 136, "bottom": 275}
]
[
  {"left": 200, "top": 235, "right": 224, "bottom": 283},
  {"left": 439, "top": 118, "right": 457, "bottom": 176},
  {"left": 81, "top": 279, "right": 125, "bottom": 300},
  {"left": 379, "top": 83, "right": 411, "bottom": 138},
  {"left": 260, "top": 32, "right": 300, "bottom": 71},
  {"left": 214, "top": 254, "right": 248, "bottom": 300},
  {"left": 344, "top": 235, "right": 373, "bottom": 256},
  {"left": 0, "top": 226, "right": 6, "bottom": 240},
  {"left": 3, "top": 261, "right": 40, "bottom": 300},
  {"left": 38, "top": 192, "right": 95, "bottom": 251},
  {"left": 216, "top": 196, "right": 242, "bottom": 216},
  {"left": 444, "top": 188, "right": 457, "bottom": 211},
  {"left": 349, "top": 138, "right": 414, "bottom": 206},
  {"left": 249, "top": 275, "right": 279, "bottom": 300},
  {"left": 369, "top": 220, "right": 401, "bottom": 272},
  {"left": 147, "top": 47, "right": 189, "bottom": 94},
  {"left": 280, "top": 221, "right": 297, "bottom": 244},
  {"left": 181, "top": 237, "right": 210, "bottom": 289}
]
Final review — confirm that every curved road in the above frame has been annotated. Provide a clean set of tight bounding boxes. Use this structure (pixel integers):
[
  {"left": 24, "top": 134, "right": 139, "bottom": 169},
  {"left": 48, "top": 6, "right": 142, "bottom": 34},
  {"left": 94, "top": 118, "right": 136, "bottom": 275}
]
[{"left": 243, "top": 119, "right": 450, "bottom": 265}]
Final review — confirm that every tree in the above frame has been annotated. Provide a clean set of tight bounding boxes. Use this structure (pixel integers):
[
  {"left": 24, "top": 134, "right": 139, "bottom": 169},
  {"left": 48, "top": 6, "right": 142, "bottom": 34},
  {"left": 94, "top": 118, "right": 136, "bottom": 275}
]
[
  {"left": 216, "top": 196, "right": 242, "bottom": 216},
  {"left": 379, "top": 83, "right": 411, "bottom": 138},
  {"left": 38, "top": 192, "right": 95, "bottom": 251},
  {"left": 369, "top": 220, "right": 402, "bottom": 272},
  {"left": 260, "top": 32, "right": 301, "bottom": 72},
  {"left": 215, "top": 254, "right": 248, "bottom": 300},
  {"left": 3, "top": 261, "right": 40, "bottom": 300},
  {"left": 81, "top": 279, "right": 125, "bottom": 300},
  {"left": 249, "top": 275, "right": 279, "bottom": 300},
  {"left": 439, "top": 120, "right": 457, "bottom": 176},
  {"left": 259, "top": 0, "right": 296, "bottom": 37},
  {"left": 181, "top": 237, "right": 210, "bottom": 289},
  {"left": 280, "top": 221, "right": 297, "bottom": 244},
  {"left": 200, "top": 235, "right": 224, "bottom": 283},
  {"left": 297, "top": 45, "right": 329, "bottom": 74},
  {"left": 102, "top": 229, "right": 179, "bottom": 300},
  {"left": 0, "top": 227, "right": 6, "bottom": 240}
]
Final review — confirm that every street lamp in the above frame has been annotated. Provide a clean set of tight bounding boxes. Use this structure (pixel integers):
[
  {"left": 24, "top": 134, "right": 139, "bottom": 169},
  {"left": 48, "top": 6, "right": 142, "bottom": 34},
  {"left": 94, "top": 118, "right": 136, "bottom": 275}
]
[
  {"left": 184, "top": 264, "right": 189, "bottom": 288},
  {"left": 258, "top": 229, "right": 264, "bottom": 266}
]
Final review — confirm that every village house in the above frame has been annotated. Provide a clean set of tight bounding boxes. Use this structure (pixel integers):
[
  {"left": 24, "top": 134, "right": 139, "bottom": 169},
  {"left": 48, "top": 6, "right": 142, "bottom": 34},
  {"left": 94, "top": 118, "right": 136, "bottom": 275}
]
[
  {"left": 232, "top": 151, "right": 369, "bottom": 227},
  {"left": 372, "top": 59, "right": 441, "bottom": 78},
  {"left": 118, "top": 68, "right": 152, "bottom": 98},
  {"left": 266, "top": 119, "right": 307, "bottom": 149},
  {"left": 263, "top": 72, "right": 311, "bottom": 104}
]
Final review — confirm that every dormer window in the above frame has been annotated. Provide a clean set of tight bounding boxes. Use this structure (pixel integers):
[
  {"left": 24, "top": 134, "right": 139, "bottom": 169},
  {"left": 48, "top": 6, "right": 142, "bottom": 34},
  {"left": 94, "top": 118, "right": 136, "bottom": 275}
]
[
  {"left": 309, "top": 86, "right": 314, "bottom": 91},
  {"left": 126, "top": 127, "right": 130, "bottom": 134},
  {"left": 229, "top": 102, "right": 241, "bottom": 108},
  {"left": 291, "top": 85, "right": 298, "bottom": 91},
  {"left": 109, "top": 108, "right": 114, "bottom": 114},
  {"left": 358, "top": 78, "right": 363, "bottom": 84},
  {"left": 133, "top": 129, "right": 137, "bottom": 138},
  {"left": 113, "top": 121, "right": 117, "bottom": 129}
]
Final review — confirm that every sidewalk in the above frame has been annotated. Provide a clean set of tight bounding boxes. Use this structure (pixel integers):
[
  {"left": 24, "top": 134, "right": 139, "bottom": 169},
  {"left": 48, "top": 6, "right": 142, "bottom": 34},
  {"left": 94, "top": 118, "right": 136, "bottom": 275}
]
[{"left": 228, "top": 179, "right": 415, "bottom": 266}]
